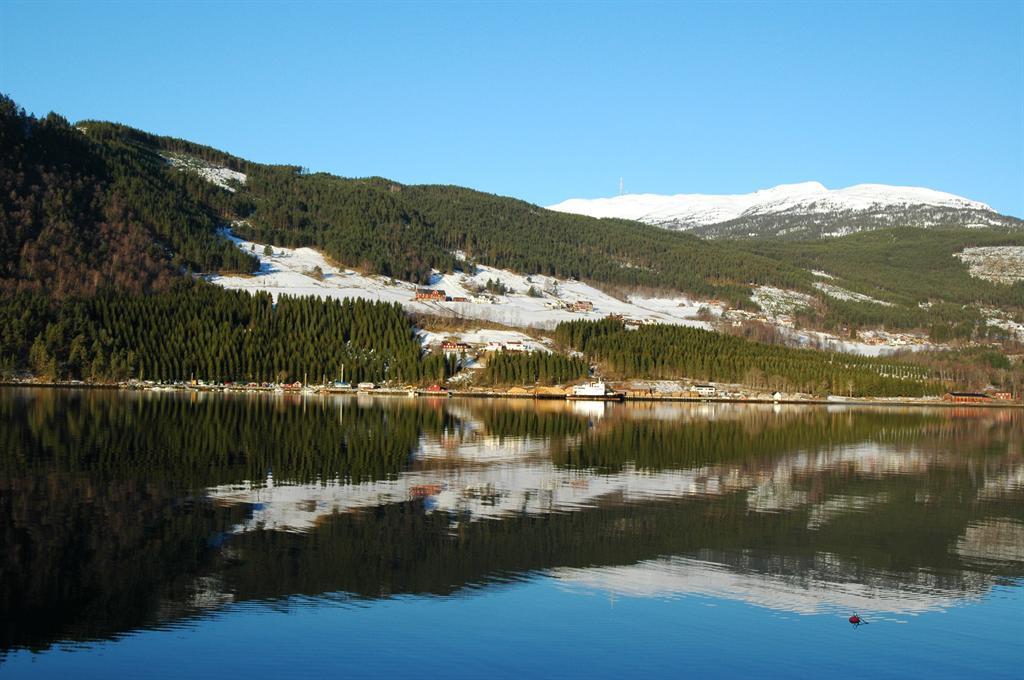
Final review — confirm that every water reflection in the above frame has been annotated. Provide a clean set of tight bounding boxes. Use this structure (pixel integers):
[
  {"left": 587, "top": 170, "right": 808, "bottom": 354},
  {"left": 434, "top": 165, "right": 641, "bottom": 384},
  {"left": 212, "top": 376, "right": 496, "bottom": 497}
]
[
  {"left": 1, "top": 388, "right": 1021, "bottom": 655},
  {"left": 554, "top": 554, "right": 989, "bottom": 616}
]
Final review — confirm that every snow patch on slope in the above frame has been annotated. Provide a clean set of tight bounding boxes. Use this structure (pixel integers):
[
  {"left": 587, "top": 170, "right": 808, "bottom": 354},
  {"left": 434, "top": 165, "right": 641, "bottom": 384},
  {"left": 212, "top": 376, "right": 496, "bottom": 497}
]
[
  {"left": 956, "top": 246, "right": 1024, "bottom": 285},
  {"left": 208, "top": 230, "right": 716, "bottom": 331},
  {"left": 209, "top": 232, "right": 940, "bottom": 357},
  {"left": 779, "top": 328, "right": 931, "bottom": 357},
  {"left": 750, "top": 286, "right": 815, "bottom": 322},
  {"left": 813, "top": 282, "right": 893, "bottom": 306},
  {"left": 548, "top": 182, "right": 992, "bottom": 228},
  {"left": 162, "top": 153, "right": 247, "bottom": 192},
  {"left": 980, "top": 307, "right": 1024, "bottom": 341}
]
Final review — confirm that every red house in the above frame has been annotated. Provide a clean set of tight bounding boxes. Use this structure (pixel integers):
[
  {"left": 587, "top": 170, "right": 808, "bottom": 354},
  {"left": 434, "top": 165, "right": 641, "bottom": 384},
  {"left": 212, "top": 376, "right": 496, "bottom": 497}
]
[
  {"left": 415, "top": 289, "right": 446, "bottom": 301},
  {"left": 441, "top": 341, "right": 471, "bottom": 352},
  {"left": 944, "top": 392, "right": 992, "bottom": 404}
]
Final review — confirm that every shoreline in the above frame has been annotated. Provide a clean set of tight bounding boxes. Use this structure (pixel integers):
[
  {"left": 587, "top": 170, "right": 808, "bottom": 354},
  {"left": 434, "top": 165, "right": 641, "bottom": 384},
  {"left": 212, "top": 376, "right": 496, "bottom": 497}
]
[{"left": 2, "top": 381, "right": 1020, "bottom": 409}]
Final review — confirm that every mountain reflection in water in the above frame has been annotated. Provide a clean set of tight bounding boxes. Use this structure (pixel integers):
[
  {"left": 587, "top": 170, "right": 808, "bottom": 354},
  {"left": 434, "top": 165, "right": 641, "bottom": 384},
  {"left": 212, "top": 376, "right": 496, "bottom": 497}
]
[{"left": 1, "top": 388, "right": 1021, "bottom": 655}]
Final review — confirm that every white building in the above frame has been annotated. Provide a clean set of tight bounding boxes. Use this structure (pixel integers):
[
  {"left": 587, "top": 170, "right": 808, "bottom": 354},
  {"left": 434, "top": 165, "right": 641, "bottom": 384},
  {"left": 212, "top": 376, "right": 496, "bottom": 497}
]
[{"left": 694, "top": 384, "right": 717, "bottom": 397}]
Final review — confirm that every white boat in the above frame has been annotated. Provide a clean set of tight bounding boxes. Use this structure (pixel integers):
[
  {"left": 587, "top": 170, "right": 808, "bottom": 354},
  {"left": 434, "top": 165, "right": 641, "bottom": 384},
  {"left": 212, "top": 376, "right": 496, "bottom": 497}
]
[
  {"left": 572, "top": 381, "right": 607, "bottom": 397},
  {"left": 694, "top": 384, "right": 717, "bottom": 398},
  {"left": 568, "top": 381, "right": 623, "bottom": 401}
]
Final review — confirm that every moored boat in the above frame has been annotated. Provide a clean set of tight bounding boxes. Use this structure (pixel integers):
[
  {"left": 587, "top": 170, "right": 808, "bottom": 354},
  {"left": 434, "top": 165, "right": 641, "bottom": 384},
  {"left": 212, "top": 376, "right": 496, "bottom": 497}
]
[{"left": 567, "top": 381, "right": 623, "bottom": 401}]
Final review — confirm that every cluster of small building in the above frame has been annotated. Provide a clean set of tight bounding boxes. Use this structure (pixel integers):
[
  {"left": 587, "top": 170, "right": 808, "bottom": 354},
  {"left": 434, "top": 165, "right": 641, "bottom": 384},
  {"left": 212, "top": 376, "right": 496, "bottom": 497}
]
[
  {"left": 440, "top": 338, "right": 531, "bottom": 354},
  {"left": 98, "top": 376, "right": 1022, "bottom": 405},
  {"left": 606, "top": 313, "right": 658, "bottom": 327},
  {"left": 440, "top": 340, "right": 472, "bottom": 353},
  {"left": 943, "top": 391, "right": 1015, "bottom": 403},
  {"left": 542, "top": 299, "right": 595, "bottom": 312},
  {"left": 414, "top": 289, "right": 476, "bottom": 303},
  {"left": 617, "top": 383, "right": 778, "bottom": 400}
]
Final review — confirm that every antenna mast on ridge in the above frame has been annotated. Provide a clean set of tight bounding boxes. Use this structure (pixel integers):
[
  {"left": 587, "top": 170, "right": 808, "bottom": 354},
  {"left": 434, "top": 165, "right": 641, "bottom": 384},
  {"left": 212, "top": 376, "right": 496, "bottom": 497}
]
[{"left": 619, "top": 177, "right": 624, "bottom": 196}]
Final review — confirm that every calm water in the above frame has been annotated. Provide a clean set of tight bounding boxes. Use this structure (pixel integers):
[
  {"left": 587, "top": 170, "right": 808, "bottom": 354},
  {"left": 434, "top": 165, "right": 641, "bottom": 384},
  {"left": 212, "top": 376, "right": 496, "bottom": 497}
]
[{"left": 1, "top": 388, "right": 1022, "bottom": 678}]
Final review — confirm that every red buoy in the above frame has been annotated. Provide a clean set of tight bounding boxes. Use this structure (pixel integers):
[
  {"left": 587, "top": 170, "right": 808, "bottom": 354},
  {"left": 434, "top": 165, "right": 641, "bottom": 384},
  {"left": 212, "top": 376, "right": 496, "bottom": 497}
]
[{"left": 849, "top": 615, "right": 861, "bottom": 624}]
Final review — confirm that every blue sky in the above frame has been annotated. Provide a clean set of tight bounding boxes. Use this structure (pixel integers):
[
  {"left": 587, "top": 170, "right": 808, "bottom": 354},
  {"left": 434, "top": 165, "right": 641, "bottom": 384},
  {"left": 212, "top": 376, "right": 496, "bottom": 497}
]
[{"left": 2, "top": 1, "right": 1022, "bottom": 215}]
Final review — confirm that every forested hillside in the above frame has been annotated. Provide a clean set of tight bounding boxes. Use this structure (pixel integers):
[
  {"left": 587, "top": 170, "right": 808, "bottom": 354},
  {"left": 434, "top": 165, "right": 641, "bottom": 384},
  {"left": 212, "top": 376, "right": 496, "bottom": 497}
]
[
  {"left": 0, "top": 98, "right": 256, "bottom": 296},
  {"left": 738, "top": 229, "right": 1024, "bottom": 333},
  {"left": 3, "top": 94, "right": 815, "bottom": 310},
  {"left": 206, "top": 166, "right": 811, "bottom": 306},
  {"left": 80, "top": 114, "right": 1022, "bottom": 336},
  {"left": 7, "top": 94, "right": 1020, "bottom": 333},
  {"left": 59, "top": 114, "right": 811, "bottom": 307},
  {"left": 555, "top": 318, "right": 946, "bottom": 397},
  {"left": 1, "top": 94, "right": 1022, "bottom": 390}
]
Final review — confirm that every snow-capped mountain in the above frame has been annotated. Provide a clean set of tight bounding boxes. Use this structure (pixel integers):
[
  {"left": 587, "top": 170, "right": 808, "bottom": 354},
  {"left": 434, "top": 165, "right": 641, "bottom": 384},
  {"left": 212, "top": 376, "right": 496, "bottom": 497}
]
[{"left": 548, "top": 182, "right": 1021, "bottom": 239}]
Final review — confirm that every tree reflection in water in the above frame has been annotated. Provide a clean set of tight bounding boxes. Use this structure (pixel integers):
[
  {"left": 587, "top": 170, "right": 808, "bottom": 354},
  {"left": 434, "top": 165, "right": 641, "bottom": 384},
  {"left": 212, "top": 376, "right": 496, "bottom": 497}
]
[{"left": 1, "top": 388, "right": 1021, "bottom": 654}]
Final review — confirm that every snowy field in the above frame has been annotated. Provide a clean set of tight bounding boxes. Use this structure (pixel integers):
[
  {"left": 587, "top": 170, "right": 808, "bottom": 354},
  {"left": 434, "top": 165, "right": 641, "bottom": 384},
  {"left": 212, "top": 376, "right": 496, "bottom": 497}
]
[
  {"left": 813, "top": 281, "right": 893, "bottom": 306},
  {"left": 208, "top": 231, "right": 716, "bottom": 335},
  {"left": 750, "top": 286, "right": 816, "bottom": 321},
  {"left": 779, "top": 327, "right": 934, "bottom": 357},
  {"left": 980, "top": 307, "right": 1024, "bottom": 341},
  {"left": 746, "top": 286, "right": 934, "bottom": 356},
  {"left": 209, "top": 232, "right": 946, "bottom": 356},
  {"left": 956, "top": 246, "right": 1024, "bottom": 285}
]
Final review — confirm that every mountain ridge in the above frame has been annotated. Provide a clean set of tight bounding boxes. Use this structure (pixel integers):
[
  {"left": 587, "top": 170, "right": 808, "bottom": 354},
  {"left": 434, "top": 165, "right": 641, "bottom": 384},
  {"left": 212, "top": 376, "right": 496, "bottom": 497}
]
[{"left": 548, "top": 182, "right": 1021, "bottom": 239}]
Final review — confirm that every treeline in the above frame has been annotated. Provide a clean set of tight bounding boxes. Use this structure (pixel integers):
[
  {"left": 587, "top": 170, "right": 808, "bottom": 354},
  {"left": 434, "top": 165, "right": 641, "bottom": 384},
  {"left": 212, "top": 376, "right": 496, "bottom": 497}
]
[
  {"left": 480, "top": 350, "right": 589, "bottom": 386},
  {"left": 555, "top": 318, "right": 945, "bottom": 397},
  {"left": 0, "top": 97, "right": 256, "bottom": 297},
  {"left": 0, "top": 282, "right": 455, "bottom": 385}
]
